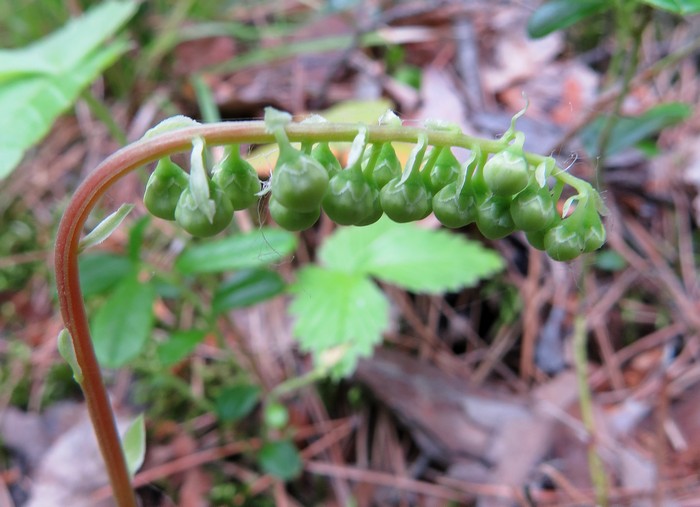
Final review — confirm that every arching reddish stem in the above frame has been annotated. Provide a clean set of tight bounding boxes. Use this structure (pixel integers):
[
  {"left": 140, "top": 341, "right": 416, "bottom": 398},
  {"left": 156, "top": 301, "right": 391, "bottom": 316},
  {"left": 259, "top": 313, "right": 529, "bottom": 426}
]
[{"left": 53, "top": 120, "right": 509, "bottom": 505}]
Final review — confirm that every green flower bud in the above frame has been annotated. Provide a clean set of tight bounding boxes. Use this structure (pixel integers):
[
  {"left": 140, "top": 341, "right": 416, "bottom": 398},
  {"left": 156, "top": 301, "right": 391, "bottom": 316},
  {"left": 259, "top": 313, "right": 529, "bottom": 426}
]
[
  {"left": 509, "top": 184, "right": 557, "bottom": 232},
  {"left": 212, "top": 146, "right": 261, "bottom": 211},
  {"left": 268, "top": 196, "right": 320, "bottom": 231},
  {"left": 483, "top": 134, "right": 529, "bottom": 196},
  {"left": 311, "top": 142, "right": 342, "bottom": 179},
  {"left": 476, "top": 195, "right": 516, "bottom": 239},
  {"left": 175, "top": 181, "right": 233, "bottom": 237},
  {"left": 143, "top": 158, "right": 189, "bottom": 220}
]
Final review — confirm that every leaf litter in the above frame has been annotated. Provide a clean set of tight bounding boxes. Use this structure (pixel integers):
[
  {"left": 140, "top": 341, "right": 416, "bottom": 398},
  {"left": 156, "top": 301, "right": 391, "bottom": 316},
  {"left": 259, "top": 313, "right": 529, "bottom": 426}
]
[{"left": 3, "top": 1, "right": 700, "bottom": 506}]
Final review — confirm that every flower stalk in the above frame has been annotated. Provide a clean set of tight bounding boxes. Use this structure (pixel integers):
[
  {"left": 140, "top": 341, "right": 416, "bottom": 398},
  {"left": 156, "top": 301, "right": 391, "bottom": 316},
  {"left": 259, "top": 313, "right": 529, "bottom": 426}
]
[{"left": 54, "top": 118, "right": 596, "bottom": 505}]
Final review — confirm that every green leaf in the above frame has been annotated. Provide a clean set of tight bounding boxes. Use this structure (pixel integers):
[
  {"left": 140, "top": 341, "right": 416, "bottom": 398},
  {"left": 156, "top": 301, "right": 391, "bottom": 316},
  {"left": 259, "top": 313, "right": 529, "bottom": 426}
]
[
  {"left": 142, "top": 115, "right": 200, "bottom": 139},
  {"left": 639, "top": 0, "right": 700, "bottom": 14},
  {"left": 257, "top": 440, "right": 302, "bottom": 481},
  {"left": 319, "top": 217, "right": 504, "bottom": 293},
  {"left": 78, "top": 252, "right": 135, "bottom": 297},
  {"left": 527, "top": 0, "right": 610, "bottom": 38},
  {"left": 156, "top": 329, "right": 206, "bottom": 366},
  {"left": 57, "top": 329, "right": 82, "bottom": 384},
  {"left": 215, "top": 384, "right": 261, "bottom": 423},
  {"left": 122, "top": 413, "right": 146, "bottom": 477},
  {"left": 188, "top": 137, "right": 216, "bottom": 223},
  {"left": 580, "top": 102, "right": 692, "bottom": 157},
  {"left": 79, "top": 204, "right": 134, "bottom": 252},
  {"left": 175, "top": 228, "right": 297, "bottom": 274},
  {"left": 127, "top": 215, "right": 151, "bottom": 262},
  {"left": 595, "top": 250, "right": 627, "bottom": 272},
  {"left": 290, "top": 267, "right": 388, "bottom": 377},
  {"left": 0, "top": 1, "right": 138, "bottom": 81},
  {"left": 213, "top": 269, "right": 285, "bottom": 314},
  {"left": 91, "top": 275, "right": 156, "bottom": 368},
  {"left": 0, "top": 39, "right": 131, "bottom": 178}
]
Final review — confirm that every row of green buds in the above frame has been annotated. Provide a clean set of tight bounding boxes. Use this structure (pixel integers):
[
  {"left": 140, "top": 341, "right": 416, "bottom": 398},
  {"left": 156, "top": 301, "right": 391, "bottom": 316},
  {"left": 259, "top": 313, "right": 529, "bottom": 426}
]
[
  {"left": 143, "top": 137, "right": 261, "bottom": 236},
  {"left": 432, "top": 132, "right": 605, "bottom": 260},
  {"left": 142, "top": 107, "right": 606, "bottom": 261}
]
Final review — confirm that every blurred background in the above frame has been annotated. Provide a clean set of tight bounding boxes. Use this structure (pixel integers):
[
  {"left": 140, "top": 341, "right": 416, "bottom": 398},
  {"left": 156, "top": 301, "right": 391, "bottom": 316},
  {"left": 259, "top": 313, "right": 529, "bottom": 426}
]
[{"left": 1, "top": 0, "right": 700, "bottom": 506}]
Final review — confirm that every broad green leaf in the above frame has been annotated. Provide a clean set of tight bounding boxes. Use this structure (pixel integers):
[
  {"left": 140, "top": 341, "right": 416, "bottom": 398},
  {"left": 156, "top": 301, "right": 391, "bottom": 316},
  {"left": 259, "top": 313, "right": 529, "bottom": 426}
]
[
  {"left": 79, "top": 252, "right": 135, "bottom": 297},
  {"left": 91, "top": 275, "right": 156, "bottom": 368},
  {"left": 527, "top": 0, "right": 610, "bottom": 38},
  {"left": 290, "top": 267, "right": 388, "bottom": 377},
  {"left": 319, "top": 217, "right": 504, "bottom": 293},
  {"left": 122, "top": 413, "right": 146, "bottom": 477},
  {"left": 639, "top": 0, "right": 700, "bottom": 14},
  {"left": 0, "top": 1, "right": 138, "bottom": 80},
  {"left": 213, "top": 269, "right": 285, "bottom": 314},
  {"left": 215, "top": 384, "right": 261, "bottom": 423},
  {"left": 175, "top": 228, "right": 297, "bottom": 274},
  {"left": 0, "top": 39, "right": 130, "bottom": 178},
  {"left": 580, "top": 102, "right": 692, "bottom": 157},
  {"left": 79, "top": 204, "right": 134, "bottom": 252},
  {"left": 257, "top": 440, "right": 302, "bottom": 481},
  {"left": 156, "top": 329, "right": 206, "bottom": 366},
  {"left": 57, "top": 329, "right": 82, "bottom": 384}
]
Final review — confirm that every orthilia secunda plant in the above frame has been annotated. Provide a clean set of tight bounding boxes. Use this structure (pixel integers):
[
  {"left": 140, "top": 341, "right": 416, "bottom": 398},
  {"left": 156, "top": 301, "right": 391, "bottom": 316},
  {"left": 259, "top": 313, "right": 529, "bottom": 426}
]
[{"left": 54, "top": 106, "right": 605, "bottom": 507}]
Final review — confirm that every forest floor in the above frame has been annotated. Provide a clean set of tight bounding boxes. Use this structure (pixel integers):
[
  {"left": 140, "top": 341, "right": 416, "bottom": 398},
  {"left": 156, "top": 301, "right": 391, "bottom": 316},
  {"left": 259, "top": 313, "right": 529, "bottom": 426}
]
[{"left": 2, "top": 1, "right": 700, "bottom": 506}]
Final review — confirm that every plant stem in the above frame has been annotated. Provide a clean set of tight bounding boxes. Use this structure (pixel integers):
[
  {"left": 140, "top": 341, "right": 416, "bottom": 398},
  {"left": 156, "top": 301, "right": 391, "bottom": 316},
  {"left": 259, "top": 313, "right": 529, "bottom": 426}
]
[
  {"left": 54, "top": 119, "right": 580, "bottom": 505},
  {"left": 573, "top": 315, "right": 608, "bottom": 507},
  {"left": 80, "top": 90, "right": 128, "bottom": 146},
  {"left": 596, "top": 4, "right": 651, "bottom": 170}
]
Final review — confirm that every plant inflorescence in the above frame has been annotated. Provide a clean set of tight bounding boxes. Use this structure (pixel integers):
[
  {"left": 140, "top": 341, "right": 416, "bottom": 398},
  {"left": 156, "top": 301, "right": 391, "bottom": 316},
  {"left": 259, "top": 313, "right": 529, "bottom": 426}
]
[
  {"left": 54, "top": 106, "right": 605, "bottom": 507},
  {"left": 144, "top": 108, "right": 606, "bottom": 261}
]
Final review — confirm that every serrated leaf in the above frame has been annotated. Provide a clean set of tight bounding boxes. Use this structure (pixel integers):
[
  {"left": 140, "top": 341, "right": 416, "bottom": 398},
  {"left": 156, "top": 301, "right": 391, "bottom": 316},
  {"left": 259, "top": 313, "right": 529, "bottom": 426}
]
[
  {"left": 213, "top": 268, "right": 285, "bottom": 314},
  {"left": 258, "top": 440, "right": 302, "bottom": 481},
  {"left": 122, "top": 414, "right": 146, "bottom": 477},
  {"left": 79, "top": 203, "right": 134, "bottom": 252},
  {"left": 0, "top": 1, "right": 138, "bottom": 81},
  {"left": 91, "top": 275, "right": 155, "bottom": 368},
  {"left": 0, "top": 0, "right": 137, "bottom": 178},
  {"left": 156, "top": 329, "right": 206, "bottom": 366},
  {"left": 78, "top": 252, "right": 135, "bottom": 297},
  {"left": 175, "top": 228, "right": 297, "bottom": 274},
  {"left": 639, "top": 0, "right": 700, "bottom": 14},
  {"left": 215, "top": 384, "right": 261, "bottom": 423},
  {"left": 290, "top": 267, "right": 388, "bottom": 377},
  {"left": 527, "top": 0, "right": 610, "bottom": 38},
  {"left": 580, "top": 102, "right": 692, "bottom": 157},
  {"left": 319, "top": 217, "right": 504, "bottom": 293}
]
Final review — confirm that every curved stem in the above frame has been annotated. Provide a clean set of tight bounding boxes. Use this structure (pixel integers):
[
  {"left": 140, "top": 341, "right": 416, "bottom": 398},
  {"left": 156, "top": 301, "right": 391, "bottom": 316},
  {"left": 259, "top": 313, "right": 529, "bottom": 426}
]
[{"left": 54, "top": 120, "right": 571, "bottom": 506}]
